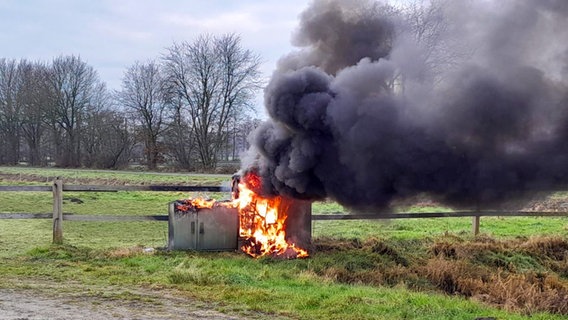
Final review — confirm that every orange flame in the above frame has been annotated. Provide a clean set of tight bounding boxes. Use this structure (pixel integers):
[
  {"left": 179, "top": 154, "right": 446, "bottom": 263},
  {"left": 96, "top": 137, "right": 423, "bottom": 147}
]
[
  {"left": 234, "top": 175, "right": 308, "bottom": 258},
  {"left": 175, "top": 198, "right": 217, "bottom": 211},
  {"left": 177, "top": 172, "right": 309, "bottom": 259}
]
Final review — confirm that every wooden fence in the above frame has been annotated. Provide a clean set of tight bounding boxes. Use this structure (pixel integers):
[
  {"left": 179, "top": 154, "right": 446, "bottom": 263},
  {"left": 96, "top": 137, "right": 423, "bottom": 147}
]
[
  {"left": 1, "top": 178, "right": 567, "bottom": 244},
  {"left": 0, "top": 178, "right": 227, "bottom": 244}
]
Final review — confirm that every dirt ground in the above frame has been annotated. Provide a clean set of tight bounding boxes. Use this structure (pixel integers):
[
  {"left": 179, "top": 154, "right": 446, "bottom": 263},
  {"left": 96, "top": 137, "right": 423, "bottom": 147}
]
[
  {"left": 0, "top": 279, "right": 255, "bottom": 320},
  {"left": 0, "top": 290, "right": 237, "bottom": 320}
]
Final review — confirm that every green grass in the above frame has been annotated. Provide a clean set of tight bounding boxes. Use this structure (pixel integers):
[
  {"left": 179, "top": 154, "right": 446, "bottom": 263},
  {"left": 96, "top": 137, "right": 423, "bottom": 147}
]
[
  {"left": 1, "top": 166, "right": 568, "bottom": 319},
  {"left": 0, "top": 191, "right": 230, "bottom": 215},
  {"left": 0, "top": 165, "right": 231, "bottom": 186},
  {"left": 313, "top": 216, "right": 568, "bottom": 240},
  {"left": 1, "top": 242, "right": 564, "bottom": 320}
]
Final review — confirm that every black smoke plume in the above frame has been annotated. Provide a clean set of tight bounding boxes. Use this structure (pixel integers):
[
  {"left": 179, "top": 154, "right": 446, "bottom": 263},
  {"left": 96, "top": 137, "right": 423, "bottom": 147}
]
[{"left": 242, "top": 0, "right": 568, "bottom": 211}]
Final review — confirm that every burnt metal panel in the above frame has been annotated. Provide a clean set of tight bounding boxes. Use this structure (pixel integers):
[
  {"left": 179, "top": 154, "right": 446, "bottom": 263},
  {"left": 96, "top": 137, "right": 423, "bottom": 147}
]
[
  {"left": 168, "top": 202, "right": 238, "bottom": 251},
  {"left": 197, "top": 206, "right": 239, "bottom": 250},
  {"left": 281, "top": 197, "right": 312, "bottom": 253},
  {"left": 168, "top": 202, "right": 198, "bottom": 250}
]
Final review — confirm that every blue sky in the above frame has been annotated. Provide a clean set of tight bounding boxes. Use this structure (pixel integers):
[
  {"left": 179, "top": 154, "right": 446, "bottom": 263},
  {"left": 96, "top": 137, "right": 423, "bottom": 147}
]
[{"left": 0, "top": 0, "right": 307, "bottom": 109}]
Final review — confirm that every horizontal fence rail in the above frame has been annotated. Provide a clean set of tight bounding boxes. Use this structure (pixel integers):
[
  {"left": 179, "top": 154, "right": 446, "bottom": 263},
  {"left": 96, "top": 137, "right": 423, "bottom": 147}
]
[
  {"left": 0, "top": 213, "right": 168, "bottom": 221},
  {"left": 0, "top": 213, "right": 53, "bottom": 219},
  {"left": 4, "top": 211, "right": 567, "bottom": 221},
  {"left": 0, "top": 185, "right": 225, "bottom": 192},
  {"left": 0, "top": 186, "right": 52, "bottom": 191},
  {"left": 62, "top": 214, "right": 169, "bottom": 221},
  {"left": 1, "top": 179, "right": 567, "bottom": 243},
  {"left": 311, "top": 211, "right": 568, "bottom": 220},
  {"left": 62, "top": 185, "right": 227, "bottom": 192}
]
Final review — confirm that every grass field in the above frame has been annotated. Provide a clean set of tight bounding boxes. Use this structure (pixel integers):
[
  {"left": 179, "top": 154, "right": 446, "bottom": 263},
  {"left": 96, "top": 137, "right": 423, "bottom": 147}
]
[{"left": 1, "top": 166, "right": 568, "bottom": 319}]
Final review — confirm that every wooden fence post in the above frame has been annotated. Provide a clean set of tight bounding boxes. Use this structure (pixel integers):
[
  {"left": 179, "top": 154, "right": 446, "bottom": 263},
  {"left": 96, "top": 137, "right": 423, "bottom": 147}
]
[
  {"left": 52, "top": 177, "right": 63, "bottom": 244},
  {"left": 472, "top": 215, "right": 480, "bottom": 236}
]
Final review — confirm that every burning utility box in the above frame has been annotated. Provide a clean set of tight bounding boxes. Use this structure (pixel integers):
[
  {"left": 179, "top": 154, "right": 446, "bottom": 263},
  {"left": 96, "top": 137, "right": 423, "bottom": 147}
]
[{"left": 168, "top": 173, "right": 312, "bottom": 258}]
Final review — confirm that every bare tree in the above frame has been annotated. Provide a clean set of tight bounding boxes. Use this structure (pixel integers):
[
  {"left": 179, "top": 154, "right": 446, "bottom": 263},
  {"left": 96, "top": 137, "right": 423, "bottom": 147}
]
[
  {"left": 162, "top": 33, "right": 261, "bottom": 171},
  {"left": 223, "top": 113, "right": 261, "bottom": 161},
  {"left": 82, "top": 109, "right": 133, "bottom": 169},
  {"left": 117, "top": 60, "right": 169, "bottom": 170},
  {"left": 17, "top": 60, "right": 51, "bottom": 166},
  {"left": 396, "top": 0, "right": 471, "bottom": 88},
  {"left": 163, "top": 94, "right": 197, "bottom": 170},
  {"left": 0, "top": 59, "right": 21, "bottom": 164},
  {"left": 46, "top": 55, "right": 106, "bottom": 167}
]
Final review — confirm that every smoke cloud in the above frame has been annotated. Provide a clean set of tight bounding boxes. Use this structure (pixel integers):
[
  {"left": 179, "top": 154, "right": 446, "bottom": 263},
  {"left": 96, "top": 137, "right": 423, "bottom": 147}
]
[{"left": 242, "top": 0, "right": 568, "bottom": 211}]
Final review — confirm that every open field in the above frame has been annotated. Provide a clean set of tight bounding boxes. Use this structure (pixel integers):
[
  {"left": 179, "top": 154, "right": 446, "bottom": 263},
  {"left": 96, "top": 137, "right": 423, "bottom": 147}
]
[
  {"left": 1, "top": 166, "right": 568, "bottom": 319},
  {"left": 0, "top": 166, "right": 231, "bottom": 186}
]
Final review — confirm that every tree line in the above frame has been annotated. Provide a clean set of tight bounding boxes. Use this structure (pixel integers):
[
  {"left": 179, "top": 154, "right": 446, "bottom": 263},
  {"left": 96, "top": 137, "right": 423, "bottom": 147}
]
[{"left": 0, "top": 33, "right": 262, "bottom": 172}]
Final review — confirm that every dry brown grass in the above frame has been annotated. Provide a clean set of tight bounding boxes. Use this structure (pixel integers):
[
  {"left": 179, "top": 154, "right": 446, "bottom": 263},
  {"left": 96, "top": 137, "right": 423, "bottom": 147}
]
[
  {"left": 422, "top": 258, "right": 568, "bottom": 314},
  {"left": 520, "top": 236, "right": 568, "bottom": 261},
  {"left": 315, "top": 235, "right": 568, "bottom": 316},
  {"left": 424, "top": 236, "right": 568, "bottom": 315},
  {"left": 366, "top": 238, "right": 409, "bottom": 266},
  {"left": 106, "top": 246, "right": 153, "bottom": 258},
  {"left": 484, "top": 272, "right": 568, "bottom": 315},
  {"left": 422, "top": 258, "right": 488, "bottom": 296}
]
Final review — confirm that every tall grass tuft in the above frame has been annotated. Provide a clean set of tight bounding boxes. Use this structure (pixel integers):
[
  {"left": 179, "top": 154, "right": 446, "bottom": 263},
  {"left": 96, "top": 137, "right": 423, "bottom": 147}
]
[
  {"left": 425, "top": 236, "right": 568, "bottom": 315},
  {"left": 168, "top": 261, "right": 225, "bottom": 285}
]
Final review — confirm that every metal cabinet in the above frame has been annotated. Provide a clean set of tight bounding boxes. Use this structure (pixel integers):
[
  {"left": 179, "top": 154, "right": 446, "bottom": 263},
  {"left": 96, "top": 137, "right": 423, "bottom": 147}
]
[{"left": 168, "top": 202, "right": 238, "bottom": 251}]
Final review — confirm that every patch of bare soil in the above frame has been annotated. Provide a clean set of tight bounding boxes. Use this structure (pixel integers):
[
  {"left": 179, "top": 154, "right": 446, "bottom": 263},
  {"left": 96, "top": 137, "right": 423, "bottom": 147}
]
[
  {"left": 520, "top": 196, "right": 568, "bottom": 212},
  {"left": 0, "top": 172, "right": 150, "bottom": 186},
  {"left": 0, "top": 278, "right": 263, "bottom": 320},
  {"left": 0, "top": 173, "right": 102, "bottom": 186}
]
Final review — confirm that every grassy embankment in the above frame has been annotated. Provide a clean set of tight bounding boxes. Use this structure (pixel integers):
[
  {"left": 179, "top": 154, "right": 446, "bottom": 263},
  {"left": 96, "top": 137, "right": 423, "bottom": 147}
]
[{"left": 0, "top": 166, "right": 567, "bottom": 319}]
